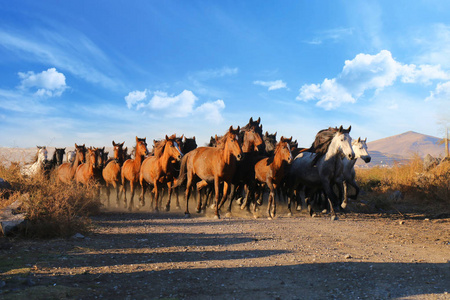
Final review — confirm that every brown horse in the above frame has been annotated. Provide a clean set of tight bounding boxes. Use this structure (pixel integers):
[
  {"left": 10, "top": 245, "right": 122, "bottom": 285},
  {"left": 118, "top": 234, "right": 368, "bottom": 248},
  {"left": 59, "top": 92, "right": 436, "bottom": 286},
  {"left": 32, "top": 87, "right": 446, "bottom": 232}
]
[
  {"left": 139, "top": 134, "right": 183, "bottom": 211},
  {"left": 121, "top": 137, "right": 149, "bottom": 211},
  {"left": 75, "top": 147, "right": 98, "bottom": 185},
  {"left": 177, "top": 126, "right": 242, "bottom": 218},
  {"left": 254, "top": 136, "right": 293, "bottom": 219},
  {"left": 102, "top": 141, "right": 125, "bottom": 207},
  {"left": 57, "top": 144, "right": 86, "bottom": 183}
]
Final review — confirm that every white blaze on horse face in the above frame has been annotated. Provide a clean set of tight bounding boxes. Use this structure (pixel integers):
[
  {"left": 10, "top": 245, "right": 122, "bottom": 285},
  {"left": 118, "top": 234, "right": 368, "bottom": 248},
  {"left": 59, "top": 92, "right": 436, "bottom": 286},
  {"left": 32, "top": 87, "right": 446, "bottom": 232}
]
[
  {"left": 173, "top": 141, "right": 183, "bottom": 158},
  {"left": 287, "top": 143, "right": 293, "bottom": 162}
]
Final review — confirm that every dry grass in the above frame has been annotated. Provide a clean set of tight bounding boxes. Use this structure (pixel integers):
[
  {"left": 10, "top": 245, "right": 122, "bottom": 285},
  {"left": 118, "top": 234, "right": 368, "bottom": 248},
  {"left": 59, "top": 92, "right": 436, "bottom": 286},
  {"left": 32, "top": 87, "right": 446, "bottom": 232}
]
[
  {"left": 0, "top": 159, "right": 101, "bottom": 238},
  {"left": 356, "top": 155, "right": 450, "bottom": 215}
]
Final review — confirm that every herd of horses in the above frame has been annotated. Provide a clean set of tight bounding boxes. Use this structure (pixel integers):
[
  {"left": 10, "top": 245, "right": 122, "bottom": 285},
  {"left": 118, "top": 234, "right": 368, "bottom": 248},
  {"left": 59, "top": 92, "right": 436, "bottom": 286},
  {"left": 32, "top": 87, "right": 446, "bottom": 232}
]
[{"left": 19, "top": 117, "right": 371, "bottom": 220}]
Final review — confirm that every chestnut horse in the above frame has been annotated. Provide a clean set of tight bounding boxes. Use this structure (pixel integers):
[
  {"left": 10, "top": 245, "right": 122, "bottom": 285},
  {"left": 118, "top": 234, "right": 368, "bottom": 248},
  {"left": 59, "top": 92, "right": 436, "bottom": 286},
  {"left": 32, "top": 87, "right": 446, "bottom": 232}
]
[
  {"left": 75, "top": 147, "right": 97, "bottom": 185},
  {"left": 121, "top": 137, "right": 149, "bottom": 211},
  {"left": 177, "top": 126, "right": 242, "bottom": 218},
  {"left": 254, "top": 136, "right": 293, "bottom": 219},
  {"left": 57, "top": 144, "right": 86, "bottom": 183},
  {"left": 139, "top": 135, "right": 183, "bottom": 211},
  {"left": 102, "top": 141, "right": 126, "bottom": 207}
]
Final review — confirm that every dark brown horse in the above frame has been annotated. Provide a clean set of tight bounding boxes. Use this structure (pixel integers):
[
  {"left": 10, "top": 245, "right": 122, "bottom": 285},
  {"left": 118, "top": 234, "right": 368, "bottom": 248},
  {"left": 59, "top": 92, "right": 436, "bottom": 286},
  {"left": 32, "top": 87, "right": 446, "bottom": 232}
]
[
  {"left": 177, "top": 126, "right": 242, "bottom": 218},
  {"left": 139, "top": 135, "right": 183, "bottom": 211},
  {"left": 254, "top": 136, "right": 293, "bottom": 219},
  {"left": 57, "top": 144, "right": 86, "bottom": 183},
  {"left": 121, "top": 137, "right": 149, "bottom": 211},
  {"left": 75, "top": 147, "right": 98, "bottom": 185},
  {"left": 102, "top": 141, "right": 125, "bottom": 207}
]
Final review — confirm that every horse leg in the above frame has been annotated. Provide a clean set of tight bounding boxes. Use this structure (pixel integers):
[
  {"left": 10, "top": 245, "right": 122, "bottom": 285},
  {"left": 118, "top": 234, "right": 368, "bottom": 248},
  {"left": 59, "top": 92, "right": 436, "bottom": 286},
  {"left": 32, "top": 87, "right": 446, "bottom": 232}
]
[
  {"left": 175, "top": 186, "right": 181, "bottom": 210},
  {"left": 139, "top": 178, "right": 146, "bottom": 208},
  {"left": 342, "top": 180, "right": 349, "bottom": 209},
  {"left": 114, "top": 182, "right": 120, "bottom": 208},
  {"left": 215, "top": 181, "right": 229, "bottom": 219},
  {"left": 105, "top": 183, "right": 111, "bottom": 207},
  {"left": 121, "top": 181, "right": 128, "bottom": 209},
  {"left": 266, "top": 180, "right": 275, "bottom": 219},
  {"left": 165, "top": 182, "right": 173, "bottom": 211},
  {"left": 128, "top": 181, "right": 135, "bottom": 212},
  {"left": 184, "top": 176, "right": 193, "bottom": 217},
  {"left": 322, "top": 183, "right": 338, "bottom": 220},
  {"left": 153, "top": 181, "right": 160, "bottom": 212}
]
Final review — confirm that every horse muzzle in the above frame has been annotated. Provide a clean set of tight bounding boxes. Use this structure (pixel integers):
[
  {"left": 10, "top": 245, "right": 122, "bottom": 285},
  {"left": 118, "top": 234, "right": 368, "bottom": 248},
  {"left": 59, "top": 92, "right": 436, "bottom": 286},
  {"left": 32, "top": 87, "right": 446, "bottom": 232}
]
[
  {"left": 363, "top": 156, "right": 371, "bottom": 163},
  {"left": 348, "top": 153, "right": 355, "bottom": 160},
  {"left": 236, "top": 154, "right": 242, "bottom": 161}
]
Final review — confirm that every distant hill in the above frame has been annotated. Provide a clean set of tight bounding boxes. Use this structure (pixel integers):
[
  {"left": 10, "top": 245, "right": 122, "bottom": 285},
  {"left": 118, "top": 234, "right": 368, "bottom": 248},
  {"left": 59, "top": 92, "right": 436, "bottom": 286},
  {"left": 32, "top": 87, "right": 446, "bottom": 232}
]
[{"left": 357, "top": 131, "right": 446, "bottom": 168}]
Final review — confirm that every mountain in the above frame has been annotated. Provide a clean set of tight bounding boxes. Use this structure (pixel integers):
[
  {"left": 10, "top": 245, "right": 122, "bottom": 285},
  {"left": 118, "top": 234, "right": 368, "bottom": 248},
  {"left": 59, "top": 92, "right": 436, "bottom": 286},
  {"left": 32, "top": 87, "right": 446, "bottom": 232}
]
[{"left": 357, "top": 131, "right": 446, "bottom": 167}]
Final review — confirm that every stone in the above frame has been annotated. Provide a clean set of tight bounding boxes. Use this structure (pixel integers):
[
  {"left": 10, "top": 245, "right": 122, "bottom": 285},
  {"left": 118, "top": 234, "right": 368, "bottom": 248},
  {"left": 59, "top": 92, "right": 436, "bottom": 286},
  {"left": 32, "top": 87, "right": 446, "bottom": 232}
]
[{"left": 0, "top": 199, "right": 26, "bottom": 236}]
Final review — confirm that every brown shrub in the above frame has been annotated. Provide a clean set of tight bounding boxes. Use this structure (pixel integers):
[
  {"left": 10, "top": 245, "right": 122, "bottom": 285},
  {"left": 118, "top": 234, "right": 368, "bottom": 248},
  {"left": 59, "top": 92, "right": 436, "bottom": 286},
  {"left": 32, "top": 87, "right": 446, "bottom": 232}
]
[{"left": 0, "top": 164, "right": 101, "bottom": 238}]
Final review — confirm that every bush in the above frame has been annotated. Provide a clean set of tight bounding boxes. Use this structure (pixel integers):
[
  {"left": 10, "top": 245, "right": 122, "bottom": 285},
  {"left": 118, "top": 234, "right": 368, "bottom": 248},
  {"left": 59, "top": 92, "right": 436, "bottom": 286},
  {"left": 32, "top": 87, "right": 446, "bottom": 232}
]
[
  {"left": 356, "top": 155, "right": 450, "bottom": 214},
  {"left": 0, "top": 163, "right": 101, "bottom": 238}
]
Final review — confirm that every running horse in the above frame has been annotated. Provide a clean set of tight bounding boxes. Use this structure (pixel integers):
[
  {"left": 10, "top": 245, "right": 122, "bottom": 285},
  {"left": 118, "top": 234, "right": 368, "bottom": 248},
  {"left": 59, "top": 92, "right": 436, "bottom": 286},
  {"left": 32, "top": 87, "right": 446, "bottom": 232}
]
[
  {"left": 121, "top": 137, "right": 149, "bottom": 211},
  {"left": 340, "top": 137, "right": 371, "bottom": 209},
  {"left": 21, "top": 146, "right": 48, "bottom": 176},
  {"left": 75, "top": 147, "right": 98, "bottom": 184},
  {"left": 57, "top": 144, "right": 86, "bottom": 183},
  {"left": 139, "top": 134, "right": 183, "bottom": 211},
  {"left": 288, "top": 126, "right": 355, "bottom": 220},
  {"left": 102, "top": 141, "right": 126, "bottom": 207},
  {"left": 254, "top": 136, "right": 293, "bottom": 219},
  {"left": 176, "top": 126, "right": 242, "bottom": 219}
]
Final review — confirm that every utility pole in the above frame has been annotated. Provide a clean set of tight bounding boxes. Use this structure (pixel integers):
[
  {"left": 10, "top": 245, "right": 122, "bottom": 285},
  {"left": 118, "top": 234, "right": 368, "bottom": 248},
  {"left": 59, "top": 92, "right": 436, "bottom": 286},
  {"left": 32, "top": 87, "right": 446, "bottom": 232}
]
[{"left": 438, "top": 127, "right": 449, "bottom": 158}]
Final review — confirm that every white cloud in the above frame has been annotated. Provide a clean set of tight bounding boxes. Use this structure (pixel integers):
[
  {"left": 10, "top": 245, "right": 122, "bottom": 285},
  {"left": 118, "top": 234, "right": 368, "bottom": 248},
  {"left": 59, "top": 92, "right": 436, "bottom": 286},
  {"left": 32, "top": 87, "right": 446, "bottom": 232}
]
[
  {"left": 148, "top": 90, "right": 197, "bottom": 117},
  {"left": 253, "top": 80, "right": 287, "bottom": 91},
  {"left": 194, "top": 100, "right": 225, "bottom": 123},
  {"left": 18, "top": 68, "right": 67, "bottom": 97},
  {"left": 425, "top": 81, "right": 450, "bottom": 102},
  {"left": 124, "top": 89, "right": 225, "bottom": 122},
  {"left": 124, "top": 89, "right": 147, "bottom": 109},
  {"left": 297, "top": 50, "right": 450, "bottom": 109}
]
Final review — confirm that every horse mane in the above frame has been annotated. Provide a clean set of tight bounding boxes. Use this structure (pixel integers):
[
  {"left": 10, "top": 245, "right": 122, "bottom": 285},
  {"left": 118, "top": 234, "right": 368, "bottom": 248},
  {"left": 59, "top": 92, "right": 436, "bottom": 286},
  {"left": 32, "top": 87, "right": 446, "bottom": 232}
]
[
  {"left": 153, "top": 139, "right": 166, "bottom": 158},
  {"left": 309, "top": 126, "right": 351, "bottom": 165}
]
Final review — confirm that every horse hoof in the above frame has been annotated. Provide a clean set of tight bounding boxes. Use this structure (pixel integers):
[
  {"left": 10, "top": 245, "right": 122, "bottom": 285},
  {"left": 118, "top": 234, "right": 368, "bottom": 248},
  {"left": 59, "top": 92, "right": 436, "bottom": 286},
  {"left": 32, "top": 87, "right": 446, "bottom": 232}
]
[
  {"left": 165, "top": 206, "right": 170, "bottom": 212},
  {"left": 296, "top": 205, "right": 302, "bottom": 211},
  {"left": 331, "top": 215, "right": 339, "bottom": 221},
  {"left": 253, "top": 214, "right": 259, "bottom": 219},
  {"left": 240, "top": 204, "right": 246, "bottom": 210},
  {"left": 341, "top": 203, "right": 347, "bottom": 209},
  {"left": 210, "top": 204, "right": 215, "bottom": 210},
  {"left": 176, "top": 206, "right": 181, "bottom": 210},
  {"left": 225, "top": 212, "right": 232, "bottom": 218},
  {"left": 196, "top": 209, "right": 201, "bottom": 213},
  {"left": 287, "top": 212, "right": 292, "bottom": 217},
  {"left": 311, "top": 213, "right": 317, "bottom": 218},
  {"left": 213, "top": 215, "right": 220, "bottom": 220},
  {"left": 267, "top": 216, "right": 273, "bottom": 220},
  {"left": 236, "top": 197, "right": 243, "bottom": 205},
  {"left": 184, "top": 213, "right": 191, "bottom": 218}
]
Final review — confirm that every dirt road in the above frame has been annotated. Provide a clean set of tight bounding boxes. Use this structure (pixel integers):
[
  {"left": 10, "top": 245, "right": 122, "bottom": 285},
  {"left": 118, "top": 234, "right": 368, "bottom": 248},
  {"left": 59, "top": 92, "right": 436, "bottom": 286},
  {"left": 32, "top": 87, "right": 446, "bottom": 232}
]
[{"left": 1, "top": 208, "right": 449, "bottom": 299}]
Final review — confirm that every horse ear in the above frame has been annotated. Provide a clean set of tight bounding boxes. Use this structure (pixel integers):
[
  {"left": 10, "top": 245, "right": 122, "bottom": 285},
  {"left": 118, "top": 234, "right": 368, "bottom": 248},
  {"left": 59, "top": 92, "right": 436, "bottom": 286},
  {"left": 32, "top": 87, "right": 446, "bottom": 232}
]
[
  {"left": 364, "top": 138, "right": 367, "bottom": 143},
  {"left": 357, "top": 137, "right": 361, "bottom": 143},
  {"left": 136, "top": 136, "right": 139, "bottom": 142},
  {"left": 257, "top": 117, "right": 261, "bottom": 124},
  {"left": 249, "top": 117, "right": 253, "bottom": 123},
  {"left": 265, "top": 131, "right": 268, "bottom": 137},
  {"left": 181, "top": 134, "right": 184, "bottom": 140},
  {"left": 75, "top": 143, "right": 78, "bottom": 148},
  {"left": 193, "top": 136, "right": 196, "bottom": 141},
  {"left": 237, "top": 126, "right": 240, "bottom": 132},
  {"left": 166, "top": 135, "right": 170, "bottom": 141},
  {"left": 339, "top": 125, "right": 343, "bottom": 132},
  {"left": 102, "top": 147, "right": 105, "bottom": 151},
  {"left": 112, "top": 141, "right": 116, "bottom": 146},
  {"left": 274, "top": 132, "right": 277, "bottom": 138},
  {"left": 229, "top": 125, "right": 233, "bottom": 132},
  {"left": 348, "top": 125, "right": 351, "bottom": 132}
]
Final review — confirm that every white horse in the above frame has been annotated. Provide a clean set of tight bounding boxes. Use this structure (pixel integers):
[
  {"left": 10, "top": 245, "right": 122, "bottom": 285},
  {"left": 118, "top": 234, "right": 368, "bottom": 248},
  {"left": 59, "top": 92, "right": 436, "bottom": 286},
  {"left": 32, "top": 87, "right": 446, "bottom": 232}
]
[
  {"left": 288, "top": 126, "right": 354, "bottom": 219},
  {"left": 21, "top": 146, "right": 48, "bottom": 176},
  {"left": 66, "top": 150, "right": 76, "bottom": 163},
  {"left": 340, "top": 137, "right": 371, "bottom": 209}
]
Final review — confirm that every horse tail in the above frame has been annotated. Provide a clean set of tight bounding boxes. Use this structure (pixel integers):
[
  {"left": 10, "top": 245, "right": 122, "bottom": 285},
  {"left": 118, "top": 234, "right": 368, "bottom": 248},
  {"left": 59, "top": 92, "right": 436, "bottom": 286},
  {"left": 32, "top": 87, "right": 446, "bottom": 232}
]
[{"left": 174, "top": 153, "right": 189, "bottom": 187}]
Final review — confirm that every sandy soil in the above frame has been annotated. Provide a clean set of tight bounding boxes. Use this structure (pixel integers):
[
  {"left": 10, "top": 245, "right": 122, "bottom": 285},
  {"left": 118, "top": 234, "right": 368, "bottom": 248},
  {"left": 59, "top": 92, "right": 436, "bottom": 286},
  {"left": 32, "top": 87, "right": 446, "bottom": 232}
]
[{"left": 1, "top": 203, "right": 449, "bottom": 300}]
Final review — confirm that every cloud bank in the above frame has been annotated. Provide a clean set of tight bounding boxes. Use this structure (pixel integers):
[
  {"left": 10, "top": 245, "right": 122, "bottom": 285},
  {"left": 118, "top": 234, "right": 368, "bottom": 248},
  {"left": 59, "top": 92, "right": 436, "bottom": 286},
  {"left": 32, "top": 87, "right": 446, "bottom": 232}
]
[
  {"left": 297, "top": 50, "right": 450, "bottom": 110},
  {"left": 124, "top": 89, "right": 225, "bottom": 123}
]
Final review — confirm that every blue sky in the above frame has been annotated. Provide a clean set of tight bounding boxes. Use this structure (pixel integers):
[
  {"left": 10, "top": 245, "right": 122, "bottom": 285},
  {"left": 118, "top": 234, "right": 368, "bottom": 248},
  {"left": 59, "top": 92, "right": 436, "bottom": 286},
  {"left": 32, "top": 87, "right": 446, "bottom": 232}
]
[{"left": 1, "top": 1, "right": 449, "bottom": 148}]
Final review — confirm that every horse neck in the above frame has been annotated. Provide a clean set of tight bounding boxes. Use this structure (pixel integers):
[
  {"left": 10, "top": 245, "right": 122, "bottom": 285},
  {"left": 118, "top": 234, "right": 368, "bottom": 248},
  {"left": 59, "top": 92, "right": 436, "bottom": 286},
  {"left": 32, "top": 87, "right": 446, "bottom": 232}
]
[
  {"left": 222, "top": 142, "right": 236, "bottom": 165},
  {"left": 133, "top": 152, "right": 144, "bottom": 171},
  {"left": 325, "top": 137, "right": 344, "bottom": 161},
  {"left": 160, "top": 148, "right": 173, "bottom": 172}
]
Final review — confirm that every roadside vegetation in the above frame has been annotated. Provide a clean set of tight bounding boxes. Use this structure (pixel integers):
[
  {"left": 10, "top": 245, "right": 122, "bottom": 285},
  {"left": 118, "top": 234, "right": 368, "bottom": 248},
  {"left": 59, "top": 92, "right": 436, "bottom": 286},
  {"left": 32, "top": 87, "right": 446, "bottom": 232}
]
[{"left": 0, "top": 161, "right": 101, "bottom": 238}]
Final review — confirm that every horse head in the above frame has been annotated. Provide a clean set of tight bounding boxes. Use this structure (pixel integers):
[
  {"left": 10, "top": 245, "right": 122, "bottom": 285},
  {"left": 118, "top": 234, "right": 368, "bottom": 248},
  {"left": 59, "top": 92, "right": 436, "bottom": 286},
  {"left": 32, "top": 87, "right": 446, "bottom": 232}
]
[
  {"left": 242, "top": 124, "right": 263, "bottom": 153},
  {"left": 87, "top": 147, "right": 97, "bottom": 167},
  {"left": 55, "top": 148, "right": 65, "bottom": 165},
  {"left": 37, "top": 146, "right": 48, "bottom": 163},
  {"left": 165, "top": 134, "right": 183, "bottom": 161},
  {"left": 112, "top": 141, "right": 125, "bottom": 161},
  {"left": 94, "top": 147, "right": 105, "bottom": 168},
  {"left": 352, "top": 137, "right": 371, "bottom": 163},
  {"left": 135, "top": 136, "right": 149, "bottom": 157},
  {"left": 224, "top": 126, "right": 242, "bottom": 161},
  {"left": 277, "top": 136, "right": 293, "bottom": 164},
  {"left": 336, "top": 126, "right": 355, "bottom": 160},
  {"left": 182, "top": 136, "right": 197, "bottom": 153},
  {"left": 264, "top": 131, "right": 277, "bottom": 156}
]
